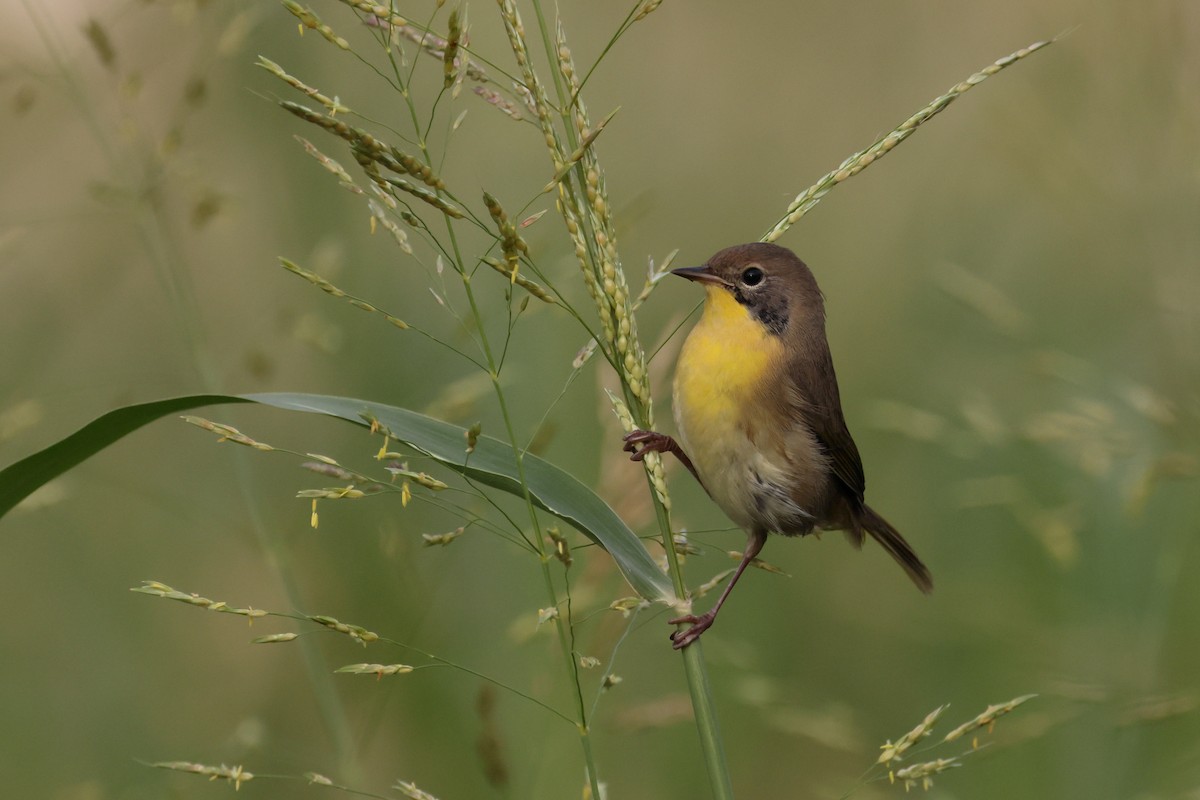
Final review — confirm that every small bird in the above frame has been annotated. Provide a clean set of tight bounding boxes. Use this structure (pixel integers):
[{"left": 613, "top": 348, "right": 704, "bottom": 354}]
[{"left": 625, "top": 242, "right": 932, "bottom": 649}]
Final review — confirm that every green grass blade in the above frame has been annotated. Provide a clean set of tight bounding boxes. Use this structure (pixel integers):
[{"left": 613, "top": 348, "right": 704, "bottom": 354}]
[
  {"left": 0, "top": 395, "right": 253, "bottom": 520},
  {"left": 0, "top": 393, "right": 675, "bottom": 603}
]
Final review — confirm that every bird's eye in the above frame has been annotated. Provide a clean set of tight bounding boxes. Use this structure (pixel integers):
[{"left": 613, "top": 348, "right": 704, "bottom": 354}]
[{"left": 741, "top": 266, "right": 764, "bottom": 287}]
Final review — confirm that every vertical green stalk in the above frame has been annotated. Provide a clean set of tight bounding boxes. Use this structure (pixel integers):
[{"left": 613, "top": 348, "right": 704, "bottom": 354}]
[
  {"left": 618, "top": 385, "right": 731, "bottom": 798},
  {"left": 381, "top": 24, "right": 606, "bottom": 782},
  {"left": 523, "top": 1, "right": 734, "bottom": 796}
]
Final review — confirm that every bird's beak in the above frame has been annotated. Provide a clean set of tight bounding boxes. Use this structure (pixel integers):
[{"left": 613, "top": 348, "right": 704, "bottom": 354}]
[{"left": 671, "top": 265, "right": 730, "bottom": 286}]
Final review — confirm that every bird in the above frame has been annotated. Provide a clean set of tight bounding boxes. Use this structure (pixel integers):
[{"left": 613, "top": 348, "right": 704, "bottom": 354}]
[{"left": 624, "top": 242, "right": 932, "bottom": 649}]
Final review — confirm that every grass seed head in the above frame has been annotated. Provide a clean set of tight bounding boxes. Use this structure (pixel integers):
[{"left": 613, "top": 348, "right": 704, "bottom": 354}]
[
  {"left": 893, "top": 757, "right": 961, "bottom": 791},
  {"left": 181, "top": 416, "right": 275, "bottom": 451},
  {"left": 393, "top": 780, "right": 440, "bottom": 800},
  {"left": 634, "top": 0, "right": 663, "bottom": 22},
  {"left": 762, "top": 39, "right": 1053, "bottom": 243},
  {"left": 423, "top": 527, "right": 465, "bottom": 546},
  {"left": 338, "top": 0, "right": 408, "bottom": 28},
  {"left": 336, "top": 662, "right": 414, "bottom": 677},
  {"left": 473, "top": 86, "right": 524, "bottom": 120},
  {"left": 943, "top": 694, "right": 1037, "bottom": 743},
  {"left": 380, "top": 175, "right": 464, "bottom": 217},
  {"left": 443, "top": 10, "right": 461, "bottom": 88},
  {"left": 465, "top": 421, "right": 482, "bottom": 452},
  {"left": 152, "top": 761, "right": 253, "bottom": 790},
  {"left": 547, "top": 526, "right": 573, "bottom": 566},
  {"left": 282, "top": 1, "right": 350, "bottom": 49},
  {"left": 609, "top": 596, "right": 646, "bottom": 617},
  {"left": 482, "top": 257, "right": 557, "bottom": 304},
  {"left": 309, "top": 614, "right": 379, "bottom": 645},
  {"left": 295, "top": 135, "right": 356, "bottom": 186},
  {"left": 693, "top": 568, "right": 737, "bottom": 599},
  {"left": 879, "top": 705, "right": 948, "bottom": 765}
]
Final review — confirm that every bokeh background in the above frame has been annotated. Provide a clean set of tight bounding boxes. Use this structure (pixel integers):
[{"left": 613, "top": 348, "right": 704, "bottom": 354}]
[{"left": 2, "top": 1, "right": 1198, "bottom": 798}]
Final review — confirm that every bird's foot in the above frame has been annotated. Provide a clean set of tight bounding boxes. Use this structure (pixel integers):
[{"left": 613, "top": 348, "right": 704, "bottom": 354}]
[
  {"left": 623, "top": 430, "right": 703, "bottom": 486},
  {"left": 668, "top": 610, "right": 716, "bottom": 650},
  {"left": 623, "top": 430, "right": 674, "bottom": 462}
]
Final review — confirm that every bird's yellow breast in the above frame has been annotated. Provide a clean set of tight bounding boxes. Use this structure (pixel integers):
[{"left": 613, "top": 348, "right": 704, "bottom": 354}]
[{"left": 673, "top": 286, "right": 787, "bottom": 527}]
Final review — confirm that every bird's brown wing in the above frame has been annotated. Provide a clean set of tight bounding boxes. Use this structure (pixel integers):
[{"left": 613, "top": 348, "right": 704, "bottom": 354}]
[
  {"left": 787, "top": 341, "right": 866, "bottom": 503},
  {"left": 786, "top": 336, "right": 932, "bottom": 591}
]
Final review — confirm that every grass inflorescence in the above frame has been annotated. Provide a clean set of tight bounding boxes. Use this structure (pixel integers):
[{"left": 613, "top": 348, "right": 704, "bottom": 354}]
[{"left": 840, "top": 695, "right": 1038, "bottom": 795}]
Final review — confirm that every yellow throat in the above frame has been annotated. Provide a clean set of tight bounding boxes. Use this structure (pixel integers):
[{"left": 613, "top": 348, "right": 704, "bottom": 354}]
[{"left": 672, "top": 284, "right": 785, "bottom": 509}]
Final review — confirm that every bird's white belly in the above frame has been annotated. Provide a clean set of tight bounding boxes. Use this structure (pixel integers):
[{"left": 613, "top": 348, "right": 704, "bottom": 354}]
[{"left": 674, "top": 396, "right": 814, "bottom": 534}]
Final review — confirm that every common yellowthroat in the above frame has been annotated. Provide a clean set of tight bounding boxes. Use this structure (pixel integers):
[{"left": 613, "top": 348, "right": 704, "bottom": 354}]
[{"left": 625, "top": 242, "right": 932, "bottom": 649}]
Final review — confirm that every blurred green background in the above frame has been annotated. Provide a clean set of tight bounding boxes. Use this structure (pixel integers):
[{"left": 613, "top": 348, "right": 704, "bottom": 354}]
[{"left": 2, "top": 1, "right": 1198, "bottom": 798}]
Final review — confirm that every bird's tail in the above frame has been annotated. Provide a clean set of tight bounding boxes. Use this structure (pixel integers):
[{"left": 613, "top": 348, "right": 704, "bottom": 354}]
[{"left": 859, "top": 505, "right": 933, "bottom": 594}]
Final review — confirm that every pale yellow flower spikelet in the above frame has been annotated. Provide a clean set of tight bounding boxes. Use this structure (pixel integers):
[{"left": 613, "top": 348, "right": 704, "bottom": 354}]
[
  {"left": 152, "top": 761, "right": 254, "bottom": 791},
  {"left": 282, "top": 1, "right": 349, "bottom": 49},
  {"left": 878, "top": 705, "right": 947, "bottom": 766},
  {"left": 606, "top": 391, "right": 669, "bottom": 510},
  {"left": 943, "top": 694, "right": 1037, "bottom": 745},
  {"left": 893, "top": 757, "right": 961, "bottom": 792}
]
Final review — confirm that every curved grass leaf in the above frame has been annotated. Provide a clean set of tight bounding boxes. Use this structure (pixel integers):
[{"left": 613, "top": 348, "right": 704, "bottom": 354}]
[{"left": 0, "top": 393, "right": 674, "bottom": 603}]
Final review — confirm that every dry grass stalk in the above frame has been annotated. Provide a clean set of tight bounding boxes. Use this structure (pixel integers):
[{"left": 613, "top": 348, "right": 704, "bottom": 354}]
[
  {"left": 554, "top": 26, "right": 650, "bottom": 411},
  {"left": 258, "top": 57, "right": 348, "bottom": 115},
  {"left": 393, "top": 779, "right": 440, "bottom": 800},
  {"left": 338, "top": 0, "right": 408, "bottom": 28},
  {"left": 762, "top": 39, "right": 1053, "bottom": 243},
  {"left": 473, "top": 86, "right": 524, "bottom": 120},
  {"left": 295, "top": 135, "right": 358, "bottom": 187},
  {"left": 181, "top": 416, "right": 275, "bottom": 451},
  {"left": 296, "top": 486, "right": 367, "bottom": 500},
  {"left": 482, "top": 191, "right": 529, "bottom": 280},
  {"left": 692, "top": 568, "right": 737, "bottom": 599},
  {"left": 943, "top": 694, "right": 1037, "bottom": 743},
  {"left": 633, "top": 0, "right": 663, "bottom": 22},
  {"left": 443, "top": 10, "right": 462, "bottom": 88},
  {"left": 392, "top": 21, "right": 489, "bottom": 82},
  {"left": 376, "top": 172, "right": 465, "bottom": 217},
  {"left": 606, "top": 391, "right": 669, "bottom": 508},
  {"left": 282, "top": 1, "right": 349, "bottom": 49},
  {"left": 131, "top": 581, "right": 269, "bottom": 620},
  {"left": 279, "top": 258, "right": 410, "bottom": 329},
  {"left": 547, "top": 526, "right": 573, "bottom": 566},
  {"left": 609, "top": 596, "right": 646, "bottom": 616},
  {"left": 335, "top": 662, "right": 414, "bottom": 677},
  {"left": 368, "top": 199, "right": 414, "bottom": 253},
  {"left": 308, "top": 614, "right": 379, "bottom": 645},
  {"left": 496, "top": 0, "right": 564, "bottom": 167},
  {"left": 281, "top": 100, "right": 450, "bottom": 201},
  {"left": 423, "top": 527, "right": 466, "bottom": 546},
  {"left": 893, "top": 757, "right": 960, "bottom": 791},
  {"left": 482, "top": 257, "right": 557, "bottom": 304},
  {"left": 541, "top": 107, "right": 620, "bottom": 194},
  {"left": 152, "top": 761, "right": 253, "bottom": 790}
]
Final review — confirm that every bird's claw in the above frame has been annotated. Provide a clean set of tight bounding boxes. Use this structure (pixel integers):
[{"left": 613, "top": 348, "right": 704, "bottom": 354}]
[
  {"left": 668, "top": 611, "right": 715, "bottom": 650},
  {"left": 623, "top": 430, "right": 666, "bottom": 462}
]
